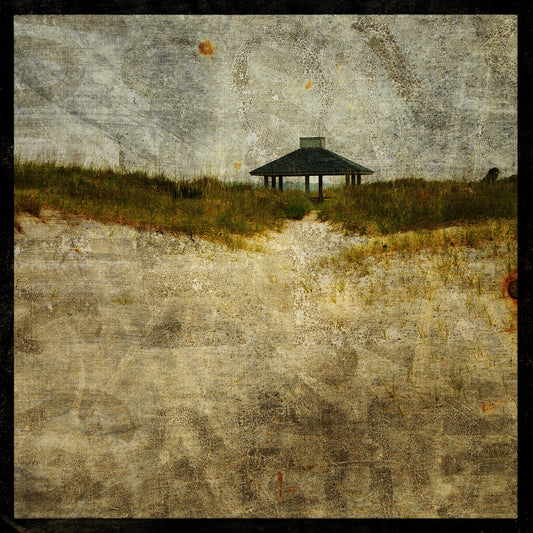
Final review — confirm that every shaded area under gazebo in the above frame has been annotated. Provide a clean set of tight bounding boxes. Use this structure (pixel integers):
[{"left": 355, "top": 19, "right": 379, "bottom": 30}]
[{"left": 249, "top": 137, "right": 374, "bottom": 201}]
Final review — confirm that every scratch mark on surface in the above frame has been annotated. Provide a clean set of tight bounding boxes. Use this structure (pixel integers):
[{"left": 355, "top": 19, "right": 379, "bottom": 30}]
[
  {"left": 352, "top": 16, "right": 446, "bottom": 131},
  {"left": 277, "top": 471, "right": 283, "bottom": 500},
  {"left": 471, "top": 16, "right": 517, "bottom": 88},
  {"left": 231, "top": 24, "right": 333, "bottom": 156}
]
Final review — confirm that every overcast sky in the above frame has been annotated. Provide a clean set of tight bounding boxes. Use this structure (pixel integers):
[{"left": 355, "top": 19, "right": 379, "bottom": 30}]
[{"left": 14, "top": 15, "right": 517, "bottom": 181}]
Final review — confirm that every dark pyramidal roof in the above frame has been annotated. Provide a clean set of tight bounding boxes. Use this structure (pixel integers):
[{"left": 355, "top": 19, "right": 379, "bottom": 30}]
[{"left": 250, "top": 137, "right": 373, "bottom": 177}]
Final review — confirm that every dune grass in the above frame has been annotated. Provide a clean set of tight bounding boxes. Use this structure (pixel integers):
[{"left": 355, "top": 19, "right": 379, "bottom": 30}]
[
  {"left": 321, "top": 219, "right": 517, "bottom": 269},
  {"left": 318, "top": 177, "right": 517, "bottom": 270},
  {"left": 318, "top": 177, "right": 517, "bottom": 235},
  {"left": 14, "top": 161, "right": 313, "bottom": 248},
  {"left": 14, "top": 163, "right": 517, "bottom": 257}
]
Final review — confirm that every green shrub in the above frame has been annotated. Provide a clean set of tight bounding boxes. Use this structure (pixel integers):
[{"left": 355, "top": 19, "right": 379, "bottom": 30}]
[{"left": 276, "top": 189, "right": 313, "bottom": 220}]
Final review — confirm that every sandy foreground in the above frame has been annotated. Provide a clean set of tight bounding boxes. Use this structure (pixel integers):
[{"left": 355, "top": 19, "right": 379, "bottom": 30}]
[{"left": 14, "top": 210, "right": 517, "bottom": 518}]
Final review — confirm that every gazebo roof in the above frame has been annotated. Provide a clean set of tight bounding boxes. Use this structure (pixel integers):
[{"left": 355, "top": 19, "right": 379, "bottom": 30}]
[{"left": 249, "top": 140, "right": 374, "bottom": 177}]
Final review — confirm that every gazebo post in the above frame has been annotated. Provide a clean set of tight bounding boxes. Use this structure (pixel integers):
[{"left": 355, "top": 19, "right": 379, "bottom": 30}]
[
  {"left": 279, "top": 176, "right": 283, "bottom": 192},
  {"left": 318, "top": 175, "right": 323, "bottom": 202},
  {"left": 351, "top": 174, "right": 355, "bottom": 187},
  {"left": 271, "top": 176, "right": 277, "bottom": 189},
  {"left": 264, "top": 176, "right": 268, "bottom": 188},
  {"left": 357, "top": 173, "right": 361, "bottom": 186},
  {"left": 345, "top": 175, "right": 350, "bottom": 187},
  {"left": 305, "top": 175, "right": 310, "bottom": 197}
]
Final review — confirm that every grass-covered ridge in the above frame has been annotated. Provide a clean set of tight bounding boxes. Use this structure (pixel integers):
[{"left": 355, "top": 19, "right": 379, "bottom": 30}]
[
  {"left": 320, "top": 219, "right": 517, "bottom": 270},
  {"left": 318, "top": 177, "right": 517, "bottom": 235},
  {"left": 14, "top": 161, "right": 313, "bottom": 248},
  {"left": 317, "top": 177, "right": 517, "bottom": 272}
]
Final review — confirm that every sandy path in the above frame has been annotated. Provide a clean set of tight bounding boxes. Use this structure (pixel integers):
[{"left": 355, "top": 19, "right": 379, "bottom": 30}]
[{"left": 14, "top": 211, "right": 517, "bottom": 518}]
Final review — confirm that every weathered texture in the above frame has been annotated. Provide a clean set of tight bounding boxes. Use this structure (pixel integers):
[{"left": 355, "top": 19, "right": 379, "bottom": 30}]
[
  {"left": 14, "top": 13, "right": 518, "bottom": 519},
  {"left": 14, "top": 212, "right": 517, "bottom": 517},
  {"left": 14, "top": 15, "right": 516, "bottom": 180}
]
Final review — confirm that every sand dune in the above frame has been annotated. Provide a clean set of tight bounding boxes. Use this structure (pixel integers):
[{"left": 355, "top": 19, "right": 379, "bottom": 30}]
[{"left": 14, "top": 211, "right": 517, "bottom": 517}]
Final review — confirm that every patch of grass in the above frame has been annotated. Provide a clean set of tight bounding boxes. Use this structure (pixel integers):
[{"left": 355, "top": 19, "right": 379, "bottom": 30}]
[
  {"left": 324, "top": 219, "right": 516, "bottom": 269},
  {"left": 275, "top": 189, "right": 313, "bottom": 220},
  {"left": 318, "top": 177, "right": 517, "bottom": 235},
  {"left": 15, "top": 189, "right": 43, "bottom": 218},
  {"left": 14, "top": 161, "right": 313, "bottom": 247},
  {"left": 416, "top": 320, "right": 429, "bottom": 340},
  {"left": 110, "top": 294, "right": 135, "bottom": 305},
  {"left": 448, "top": 368, "right": 466, "bottom": 400}
]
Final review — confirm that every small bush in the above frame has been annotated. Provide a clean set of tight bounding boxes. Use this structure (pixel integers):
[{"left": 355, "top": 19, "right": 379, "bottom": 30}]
[
  {"left": 276, "top": 190, "right": 313, "bottom": 220},
  {"left": 482, "top": 167, "right": 500, "bottom": 182}
]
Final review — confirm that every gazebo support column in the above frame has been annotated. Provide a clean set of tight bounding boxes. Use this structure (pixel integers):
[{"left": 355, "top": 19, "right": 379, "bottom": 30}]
[
  {"left": 345, "top": 175, "right": 350, "bottom": 187},
  {"left": 357, "top": 173, "right": 361, "bottom": 186},
  {"left": 264, "top": 176, "right": 269, "bottom": 188},
  {"left": 351, "top": 174, "right": 355, "bottom": 187},
  {"left": 318, "top": 175, "right": 323, "bottom": 202},
  {"left": 305, "top": 176, "right": 310, "bottom": 197},
  {"left": 271, "top": 176, "right": 277, "bottom": 189},
  {"left": 279, "top": 176, "right": 283, "bottom": 192}
]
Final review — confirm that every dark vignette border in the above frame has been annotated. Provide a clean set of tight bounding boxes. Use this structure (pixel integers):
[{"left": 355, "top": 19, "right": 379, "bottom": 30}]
[{"left": 1, "top": 1, "right": 530, "bottom": 532}]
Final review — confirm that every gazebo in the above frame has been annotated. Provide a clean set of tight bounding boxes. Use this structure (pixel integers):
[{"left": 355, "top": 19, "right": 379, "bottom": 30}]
[{"left": 249, "top": 137, "right": 373, "bottom": 201}]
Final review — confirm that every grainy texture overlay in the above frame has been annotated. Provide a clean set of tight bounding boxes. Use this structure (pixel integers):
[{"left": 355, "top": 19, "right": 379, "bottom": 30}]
[
  {"left": 15, "top": 15, "right": 516, "bottom": 180},
  {"left": 14, "top": 15, "right": 517, "bottom": 518},
  {"left": 14, "top": 211, "right": 517, "bottom": 518}
]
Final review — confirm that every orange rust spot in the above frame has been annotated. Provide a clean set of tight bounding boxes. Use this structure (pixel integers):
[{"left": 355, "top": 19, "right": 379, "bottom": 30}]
[
  {"left": 224, "top": 461, "right": 230, "bottom": 467},
  {"left": 198, "top": 39, "right": 214, "bottom": 56},
  {"left": 272, "top": 416, "right": 279, "bottom": 422},
  {"left": 502, "top": 270, "right": 517, "bottom": 306},
  {"left": 277, "top": 471, "right": 283, "bottom": 501},
  {"left": 506, "top": 322, "right": 517, "bottom": 333},
  {"left": 234, "top": 162, "right": 242, "bottom": 170},
  {"left": 482, "top": 401, "right": 499, "bottom": 413},
  {"left": 287, "top": 486, "right": 295, "bottom": 492},
  {"left": 304, "top": 80, "right": 313, "bottom": 90}
]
